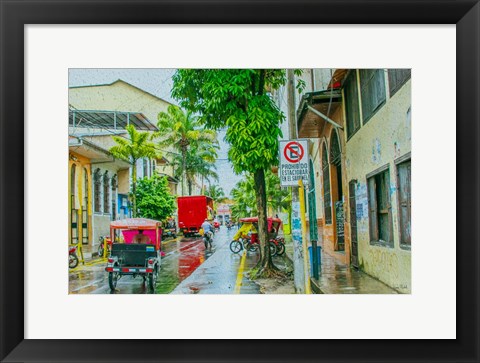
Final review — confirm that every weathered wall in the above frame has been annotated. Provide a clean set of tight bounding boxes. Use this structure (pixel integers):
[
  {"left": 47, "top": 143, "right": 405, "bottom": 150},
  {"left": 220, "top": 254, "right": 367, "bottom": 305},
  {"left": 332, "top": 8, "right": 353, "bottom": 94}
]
[
  {"left": 345, "top": 76, "right": 411, "bottom": 293},
  {"left": 93, "top": 214, "right": 112, "bottom": 247}
]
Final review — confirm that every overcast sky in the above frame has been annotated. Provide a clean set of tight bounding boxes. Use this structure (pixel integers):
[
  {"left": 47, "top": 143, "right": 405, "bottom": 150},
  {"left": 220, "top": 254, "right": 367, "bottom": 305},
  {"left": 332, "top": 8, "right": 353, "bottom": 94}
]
[{"left": 69, "top": 68, "right": 241, "bottom": 196}]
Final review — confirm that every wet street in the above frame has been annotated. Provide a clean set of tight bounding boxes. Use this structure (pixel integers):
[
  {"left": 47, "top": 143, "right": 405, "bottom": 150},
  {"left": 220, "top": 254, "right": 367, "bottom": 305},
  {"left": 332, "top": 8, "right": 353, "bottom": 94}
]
[{"left": 69, "top": 227, "right": 288, "bottom": 294}]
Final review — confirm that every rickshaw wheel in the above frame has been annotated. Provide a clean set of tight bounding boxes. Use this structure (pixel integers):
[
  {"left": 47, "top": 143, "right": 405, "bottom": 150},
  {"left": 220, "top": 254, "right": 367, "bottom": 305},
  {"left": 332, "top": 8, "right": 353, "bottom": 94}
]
[
  {"left": 276, "top": 242, "right": 286, "bottom": 256},
  {"left": 269, "top": 242, "right": 278, "bottom": 257},
  {"left": 69, "top": 254, "right": 79, "bottom": 269},
  {"left": 108, "top": 272, "right": 118, "bottom": 290},
  {"left": 229, "top": 241, "right": 242, "bottom": 254},
  {"left": 148, "top": 266, "right": 158, "bottom": 291}
]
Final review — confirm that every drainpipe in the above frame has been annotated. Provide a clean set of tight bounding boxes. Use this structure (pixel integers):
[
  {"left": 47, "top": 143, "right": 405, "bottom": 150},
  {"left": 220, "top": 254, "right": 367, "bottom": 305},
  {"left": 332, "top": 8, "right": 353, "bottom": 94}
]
[{"left": 307, "top": 105, "right": 344, "bottom": 130}]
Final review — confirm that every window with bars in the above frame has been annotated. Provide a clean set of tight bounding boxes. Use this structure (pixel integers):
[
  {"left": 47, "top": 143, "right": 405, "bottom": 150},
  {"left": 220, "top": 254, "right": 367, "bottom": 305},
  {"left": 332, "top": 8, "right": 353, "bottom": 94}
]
[
  {"left": 396, "top": 158, "right": 411, "bottom": 248},
  {"left": 143, "top": 159, "right": 148, "bottom": 178},
  {"left": 388, "top": 69, "right": 411, "bottom": 97},
  {"left": 344, "top": 71, "right": 361, "bottom": 139},
  {"left": 322, "top": 143, "right": 332, "bottom": 225},
  {"left": 103, "top": 172, "right": 110, "bottom": 214},
  {"left": 94, "top": 169, "right": 102, "bottom": 213},
  {"left": 367, "top": 166, "right": 393, "bottom": 247},
  {"left": 359, "top": 69, "right": 386, "bottom": 124}
]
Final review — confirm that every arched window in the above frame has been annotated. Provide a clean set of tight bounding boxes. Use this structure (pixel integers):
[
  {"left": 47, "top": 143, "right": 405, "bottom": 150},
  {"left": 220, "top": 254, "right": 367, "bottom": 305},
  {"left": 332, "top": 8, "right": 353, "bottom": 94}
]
[
  {"left": 330, "top": 130, "right": 342, "bottom": 165},
  {"left": 82, "top": 168, "right": 89, "bottom": 244},
  {"left": 103, "top": 172, "right": 110, "bottom": 214},
  {"left": 70, "top": 164, "right": 76, "bottom": 199},
  {"left": 322, "top": 143, "right": 332, "bottom": 225},
  {"left": 70, "top": 164, "right": 78, "bottom": 244},
  {"left": 111, "top": 175, "right": 117, "bottom": 220},
  {"left": 330, "top": 129, "right": 343, "bottom": 201},
  {"left": 83, "top": 168, "right": 88, "bottom": 210},
  {"left": 94, "top": 169, "right": 102, "bottom": 213}
]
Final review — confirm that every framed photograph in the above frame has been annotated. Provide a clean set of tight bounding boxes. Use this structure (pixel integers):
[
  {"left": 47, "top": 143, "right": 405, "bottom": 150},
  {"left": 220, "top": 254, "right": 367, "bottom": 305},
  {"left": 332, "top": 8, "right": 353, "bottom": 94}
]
[{"left": 1, "top": 0, "right": 478, "bottom": 362}]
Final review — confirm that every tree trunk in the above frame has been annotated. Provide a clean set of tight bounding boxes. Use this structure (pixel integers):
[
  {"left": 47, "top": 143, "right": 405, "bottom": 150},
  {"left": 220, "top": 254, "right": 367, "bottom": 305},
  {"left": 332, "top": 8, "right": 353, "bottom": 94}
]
[
  {"left": 182, "top": 152, "right": 186, "bottom": 196},
  {"left": 253, "top": 168, "right": 281, "bottom": 278},
  {"left": 131, "top": 161, "right": 137, "bottom": 218}
]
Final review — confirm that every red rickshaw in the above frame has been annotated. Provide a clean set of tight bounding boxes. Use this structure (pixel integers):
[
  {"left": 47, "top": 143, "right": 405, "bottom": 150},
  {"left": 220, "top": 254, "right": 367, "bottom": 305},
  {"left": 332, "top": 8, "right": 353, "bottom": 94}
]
[
  {"left": 105, "top": 218, "right": 162, "bottom": 291},
  {"left": 229, "top": 217, "right": 285, "bottom": 256}
]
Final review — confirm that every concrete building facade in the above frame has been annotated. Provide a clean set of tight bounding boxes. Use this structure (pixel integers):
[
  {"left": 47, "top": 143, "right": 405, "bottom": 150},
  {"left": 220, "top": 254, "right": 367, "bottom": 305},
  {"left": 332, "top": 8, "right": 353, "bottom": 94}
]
[{"left": 277, "top": 69, "right": 411, "bottom": 293}]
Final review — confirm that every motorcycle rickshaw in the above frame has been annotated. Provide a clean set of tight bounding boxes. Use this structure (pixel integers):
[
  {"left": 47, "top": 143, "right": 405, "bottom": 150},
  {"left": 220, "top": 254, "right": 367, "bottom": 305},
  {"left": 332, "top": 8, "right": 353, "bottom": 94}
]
[
  {"left": 229, "top": 217, "right": 285, "bottom": 256},
  {"left": 162, "top": 217, "right": 177, "bottom": 240},
  {"left": 105, "top": 218, "right": 162, "bottom": 291}
]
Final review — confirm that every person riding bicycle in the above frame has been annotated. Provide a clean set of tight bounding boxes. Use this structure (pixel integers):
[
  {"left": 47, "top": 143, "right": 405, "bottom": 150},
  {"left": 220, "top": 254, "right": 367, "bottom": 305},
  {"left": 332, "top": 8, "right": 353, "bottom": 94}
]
[
  {"left": 201, "top": 219, "right": 213, "bottom": 235},
  {"left": 201, "top": 219, "right": 214, "bottom": 248}
]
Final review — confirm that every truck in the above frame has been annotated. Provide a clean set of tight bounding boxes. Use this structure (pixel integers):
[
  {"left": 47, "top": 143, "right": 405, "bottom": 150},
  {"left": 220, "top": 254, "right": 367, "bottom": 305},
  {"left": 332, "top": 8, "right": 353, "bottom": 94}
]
[{"left": 177, "top": 196, "right": 214, "bottom": 237}]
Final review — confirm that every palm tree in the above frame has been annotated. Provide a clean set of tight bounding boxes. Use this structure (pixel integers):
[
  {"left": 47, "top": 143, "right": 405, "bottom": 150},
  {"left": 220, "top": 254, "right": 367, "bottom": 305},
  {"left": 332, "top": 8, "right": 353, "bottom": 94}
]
[
  {"left": 170, "top": 139, "right": 219, "bottom": 195},
  {"left": 156, "top": 105, "right": 217, "bottom": 196},
  {"left": 109, "top": 125, "right": 158, "bottom": 217},
  {"left": 205, "top": 185, "right": 226, "bottom": 204}
]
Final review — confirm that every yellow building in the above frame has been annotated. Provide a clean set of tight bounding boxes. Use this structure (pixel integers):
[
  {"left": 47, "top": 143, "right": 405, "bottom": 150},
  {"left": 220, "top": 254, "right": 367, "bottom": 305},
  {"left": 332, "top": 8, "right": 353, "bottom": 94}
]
[
  {"left": 68, "top": 136, "right": 129, "bottom": 252},
  {"left": 296, "top": 69, "right": 411, "bottom": 293}
]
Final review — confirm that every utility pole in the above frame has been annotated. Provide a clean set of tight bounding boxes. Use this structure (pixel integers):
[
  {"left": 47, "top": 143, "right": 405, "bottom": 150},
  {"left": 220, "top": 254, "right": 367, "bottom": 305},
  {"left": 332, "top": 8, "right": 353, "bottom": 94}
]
[{"left": 287, "top": 69, "right": 306, "bottom": 293}]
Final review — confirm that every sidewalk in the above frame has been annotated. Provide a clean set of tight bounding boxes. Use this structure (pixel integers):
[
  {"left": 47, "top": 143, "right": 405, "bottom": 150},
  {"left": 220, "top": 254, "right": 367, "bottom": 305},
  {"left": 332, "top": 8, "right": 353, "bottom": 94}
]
[{"left": 284, "top": 236, "right": 398, "bottom": 294}]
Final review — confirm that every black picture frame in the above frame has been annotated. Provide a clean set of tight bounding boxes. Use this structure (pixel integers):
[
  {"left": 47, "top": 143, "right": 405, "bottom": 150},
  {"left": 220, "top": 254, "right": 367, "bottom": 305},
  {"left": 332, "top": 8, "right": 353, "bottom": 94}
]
[{"left": 1, "top": 1, "right": 478, "bottom": 362}]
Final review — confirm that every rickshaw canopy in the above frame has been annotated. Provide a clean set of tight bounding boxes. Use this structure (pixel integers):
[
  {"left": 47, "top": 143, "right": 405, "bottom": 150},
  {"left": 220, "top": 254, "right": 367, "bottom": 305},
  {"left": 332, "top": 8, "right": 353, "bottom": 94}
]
[
  {"left": 235, "top": 217, "right": 282, "bottom": 241},
  {"left": 110, "top": 218, "right": 161, "bottom": 230},
  {"left": 239, "top": 217, "right": 282, "bottom": 229}
]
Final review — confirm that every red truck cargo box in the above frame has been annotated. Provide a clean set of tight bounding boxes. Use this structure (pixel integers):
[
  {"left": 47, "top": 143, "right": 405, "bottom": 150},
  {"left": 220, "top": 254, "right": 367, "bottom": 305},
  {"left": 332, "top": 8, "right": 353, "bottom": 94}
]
[{"left": 177, "top": 196, "right": 213, "bottom": 236}]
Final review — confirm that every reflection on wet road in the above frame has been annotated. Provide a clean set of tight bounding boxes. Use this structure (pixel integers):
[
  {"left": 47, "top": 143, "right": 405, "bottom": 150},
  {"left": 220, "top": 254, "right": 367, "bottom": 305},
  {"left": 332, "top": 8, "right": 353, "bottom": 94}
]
[{"left": 69, "top": 227, "right": 244, "bottom": 294}]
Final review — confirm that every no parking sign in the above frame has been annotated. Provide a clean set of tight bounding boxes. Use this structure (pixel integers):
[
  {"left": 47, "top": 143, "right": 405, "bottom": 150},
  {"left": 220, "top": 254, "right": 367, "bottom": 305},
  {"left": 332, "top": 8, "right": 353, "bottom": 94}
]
[{"left": 279, "top": 139, "right": 309, "bottom": 187}]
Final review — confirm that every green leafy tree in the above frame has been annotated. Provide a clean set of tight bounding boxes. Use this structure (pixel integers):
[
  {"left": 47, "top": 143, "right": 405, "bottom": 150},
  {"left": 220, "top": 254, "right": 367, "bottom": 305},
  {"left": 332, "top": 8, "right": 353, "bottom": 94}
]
[
  {"left": 265, "top": 171, "right": 291, "bottom": 214},
  {"left": 172, "top": 69, "right": 302, "bottom": 277},
  {"left": 110, "top": 125, "right": 158, "bottom": 217},
  {"left": 135, "top": 174, "right": 175, "bottom": 222},
  {"left": 230, "top": 171, "right": 290, "bottom": 219},
  {"left": 230, "top": 177, "right": 256, "bottom": 219},
  {"left": 156, "top": 105, "right": 218, "bottom": 196}
]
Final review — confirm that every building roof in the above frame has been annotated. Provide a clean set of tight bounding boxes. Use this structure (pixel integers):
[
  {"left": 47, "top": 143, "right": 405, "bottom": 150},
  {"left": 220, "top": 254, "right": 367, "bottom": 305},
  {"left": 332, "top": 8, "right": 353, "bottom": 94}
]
[
  {"left": 69, "top": 108, "right": 158, "bottom": 131},
  {"left": 69, "top": 79, "right": 175, "bottom": 107}
]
